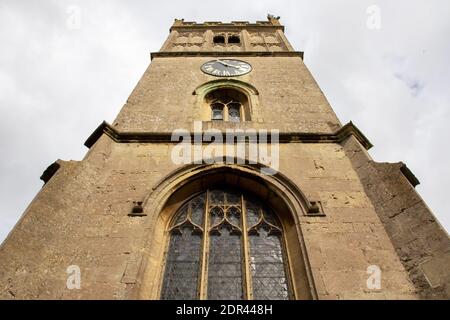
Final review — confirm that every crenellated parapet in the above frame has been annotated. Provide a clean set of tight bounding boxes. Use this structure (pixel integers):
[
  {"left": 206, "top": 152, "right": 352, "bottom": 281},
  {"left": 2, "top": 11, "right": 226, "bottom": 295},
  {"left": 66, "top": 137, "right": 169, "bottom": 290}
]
[{"left": 159, "top": 15, "right": 295, "bottom": 54}]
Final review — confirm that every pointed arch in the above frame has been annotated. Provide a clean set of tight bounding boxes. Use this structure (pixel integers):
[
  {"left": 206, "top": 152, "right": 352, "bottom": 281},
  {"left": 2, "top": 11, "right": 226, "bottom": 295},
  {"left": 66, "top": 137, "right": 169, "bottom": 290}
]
[
  {"left": 194, "top": 79, "right": 259, "bottom": 96},
  {"left": 132, "top": 163, "right": 319, "bottom": 300},
  {"left": 193, "top": 79, "right": 260, "bottom": 122}
]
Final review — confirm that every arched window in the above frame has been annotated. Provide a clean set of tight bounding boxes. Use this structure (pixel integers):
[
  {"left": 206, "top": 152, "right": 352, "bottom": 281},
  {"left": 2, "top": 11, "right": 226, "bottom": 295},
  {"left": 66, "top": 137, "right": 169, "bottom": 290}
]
[
  {"left": 211, "top": 103, "right": 224, "bottom": 120},
  {"left": 161, "top": 189, "right": 292, "bottom": 300},
  {"left": 205, "top": 88, "right": 249, "bottom": 122},
  {"left": 228, "top": 103, "right": 241, "bottom": 122},
  {"left": 228, "top": 35, "right": 240, "bottom": 44},
  {"left": 213, "top": 35, "right": 225, "bottom": 44}
]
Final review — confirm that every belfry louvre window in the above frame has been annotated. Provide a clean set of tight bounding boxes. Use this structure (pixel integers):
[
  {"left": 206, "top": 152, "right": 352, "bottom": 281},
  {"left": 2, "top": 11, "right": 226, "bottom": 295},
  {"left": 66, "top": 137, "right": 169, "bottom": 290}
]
[
  {"left": 211, "top": 103, "right": 224, "bottom": 120},
  {"left": 213, "top": 35, "right": 225, "bottom": 43},
  {"left": 210, "top": 100, "right": 241, "bottom": 122},
  {"left": 161, "top": 189, "right": 291, "bottom": 300},
  {"left": 207, "top": 88, "right": 246, "bottom": 122},
  {"left": 228, "top": 35, "right": 240, "bottom": 43},
  {"left": 227, "top": 103, "right": 241, "bottom": 122}
]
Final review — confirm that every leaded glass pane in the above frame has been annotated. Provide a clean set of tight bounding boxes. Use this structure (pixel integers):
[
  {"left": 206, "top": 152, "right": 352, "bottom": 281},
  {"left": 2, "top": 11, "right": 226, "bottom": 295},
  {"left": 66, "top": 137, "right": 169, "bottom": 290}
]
[
  {"left": 225, "top": 191, "right": 240, "bottom": 205},
  {"left": 249, "top": 228, "right": 289, "bottom": 300},
  {"left": 210, "top": 206, "right": 224, "bottom": 226},
  {"left": 173, "top": 203, "right": 189, "bottom": 225},
  {"left": 211, "top": 103, "right": 224, "bottom": 120},
  {"left": 228, "top": 103, "right": 241, "bottom": 122},
  {"left": 190, "top": 194, "right": 205, "bottom": 226},
  {"left": 261, "top": 207, "right": 279, "bottom": 226},
  {"left": 209, "top": 189, "right": 225, "bottom": 205},
  {"left": 161, "top": 226, "right": 202, "bottom": 300},
  {"left": 208, "top": 226, "right": 243, "bottom": 300},
  {"left": 245, "top": 199, "right": 261, "bottom": 228},
  {"left": 226, "top": 206, "right": 241, "bottom": 227}
]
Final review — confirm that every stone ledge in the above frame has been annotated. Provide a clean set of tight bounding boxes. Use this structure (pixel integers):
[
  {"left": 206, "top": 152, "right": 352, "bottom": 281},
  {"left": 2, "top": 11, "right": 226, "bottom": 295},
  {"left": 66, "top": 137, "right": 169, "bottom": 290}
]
[
  {"left": 84, "top": 121, "right": 373, "bottom": 150},
  {"left": 170, "top": 16, "right": 284, "bottom": 31},
  {"left": 151, "top": 51, "right": 304, "bottom": 59},
  {"left": 400, "top": 162, "right": 420, "bottom": 187},
  {"left": 40, "top": 161, "right": 61, "bottom": 184}
]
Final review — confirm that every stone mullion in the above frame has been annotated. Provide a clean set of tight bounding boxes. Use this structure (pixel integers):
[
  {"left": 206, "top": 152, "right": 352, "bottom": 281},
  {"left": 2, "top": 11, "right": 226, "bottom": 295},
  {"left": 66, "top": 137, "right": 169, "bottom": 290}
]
[
  {"left": 241, "top": 194, "right": 253, "bottom": 299},
  {"left": 224, "top": 103, "right": 229, "bottom": 121},
  {"left": 239, "top": 103, "right": 244, "bottom": 121},
  {"left": 198, "top": 190, "right": 210, "bottom": 299}
]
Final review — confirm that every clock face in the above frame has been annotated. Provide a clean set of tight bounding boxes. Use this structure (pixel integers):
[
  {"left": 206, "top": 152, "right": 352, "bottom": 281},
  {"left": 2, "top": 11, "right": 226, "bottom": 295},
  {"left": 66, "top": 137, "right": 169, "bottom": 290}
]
[{"left": 201, "top": 59, "right": 252, "bottom": 77}]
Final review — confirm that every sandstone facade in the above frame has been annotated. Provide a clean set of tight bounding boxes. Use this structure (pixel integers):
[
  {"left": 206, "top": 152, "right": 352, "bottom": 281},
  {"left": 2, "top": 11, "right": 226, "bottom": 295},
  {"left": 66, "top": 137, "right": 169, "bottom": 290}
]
[{"left": 0, "top": 17, "right": 448, "bottom": 300}]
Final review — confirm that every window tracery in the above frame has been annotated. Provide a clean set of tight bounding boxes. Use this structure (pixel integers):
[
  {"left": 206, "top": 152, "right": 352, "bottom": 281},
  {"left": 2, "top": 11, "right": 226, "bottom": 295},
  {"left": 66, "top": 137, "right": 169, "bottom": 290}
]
[
  {"left": 206, "top": 88, "right": 247, "bottom": 122},
  {"left": 161, "top": 190, "right": 291, "bottom": 300}
]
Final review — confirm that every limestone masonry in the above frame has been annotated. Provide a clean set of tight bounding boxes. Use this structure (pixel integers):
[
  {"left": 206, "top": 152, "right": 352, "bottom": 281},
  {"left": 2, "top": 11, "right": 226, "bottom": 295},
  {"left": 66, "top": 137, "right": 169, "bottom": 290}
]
[{"left": 0, "top": 16, "right": 449, "bottom": 300}]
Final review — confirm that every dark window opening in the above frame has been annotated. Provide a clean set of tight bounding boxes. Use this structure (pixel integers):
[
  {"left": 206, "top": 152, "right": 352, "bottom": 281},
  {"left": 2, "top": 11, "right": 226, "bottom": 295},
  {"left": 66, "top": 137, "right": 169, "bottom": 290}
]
[
  {"left": 211, "top": 103, "right": 224, "bottom": 120},
  {"left": 228, "top": 103, "right": 241, "bottom": 122},
  {"left": 213, "top": 35, "right": 225, "bottom": 44},
  {"left": 228, "top": 35, "right": 240, "bottom": 44}
]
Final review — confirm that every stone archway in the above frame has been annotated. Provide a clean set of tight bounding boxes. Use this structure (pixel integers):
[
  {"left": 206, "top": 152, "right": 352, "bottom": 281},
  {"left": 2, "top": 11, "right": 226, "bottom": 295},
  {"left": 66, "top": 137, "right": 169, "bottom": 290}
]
[
  {"left": 193, "top": 79, "right": 260, "bottom": 122},
  {"left": 132, "top": 163, "right": 318, "bottom": 300}
]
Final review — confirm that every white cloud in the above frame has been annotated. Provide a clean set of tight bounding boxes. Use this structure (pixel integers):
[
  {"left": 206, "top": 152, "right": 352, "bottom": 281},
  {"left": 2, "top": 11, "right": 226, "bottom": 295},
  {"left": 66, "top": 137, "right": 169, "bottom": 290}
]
[{"left": 0, "top": 0, "right": 449, "bottom": 242}]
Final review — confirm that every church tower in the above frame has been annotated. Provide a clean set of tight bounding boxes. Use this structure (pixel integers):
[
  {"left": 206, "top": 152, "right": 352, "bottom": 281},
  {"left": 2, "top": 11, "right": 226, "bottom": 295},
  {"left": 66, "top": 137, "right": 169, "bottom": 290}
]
[{"left": 1, "top": 16, "right": 449, "bottom": 300}]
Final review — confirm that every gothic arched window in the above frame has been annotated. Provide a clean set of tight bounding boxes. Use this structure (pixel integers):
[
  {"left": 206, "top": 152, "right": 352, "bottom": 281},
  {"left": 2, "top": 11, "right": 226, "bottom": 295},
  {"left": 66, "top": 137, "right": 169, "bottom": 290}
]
[
  {"left": 211, "top": 103, "right": 224, "bottom": 120},
  {"left": 206, "top": 88, "right": 248, "bottom": 122},
  {"left": 161, "top": 189, "right": 292, "bottom": 300},
  {"left": 228, "top": 103, "right": 241, "bottom": 122}
]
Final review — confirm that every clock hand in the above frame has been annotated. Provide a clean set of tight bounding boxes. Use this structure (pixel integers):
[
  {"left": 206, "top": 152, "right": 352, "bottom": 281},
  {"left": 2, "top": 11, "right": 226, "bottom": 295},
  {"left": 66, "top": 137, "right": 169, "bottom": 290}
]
[
  {"left": 217, "top": 59, "right": 240, "bottom": 69},
  {"left": 217, "top": 60, "right": 232, "bottom": 67}
]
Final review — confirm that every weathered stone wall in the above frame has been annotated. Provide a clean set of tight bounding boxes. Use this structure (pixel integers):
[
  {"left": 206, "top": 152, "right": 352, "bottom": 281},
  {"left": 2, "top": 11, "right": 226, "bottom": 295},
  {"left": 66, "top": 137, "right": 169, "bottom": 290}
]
[
  {"left": 113, "top": 56, "right": 341, "bottom": 134},
  {"left": 1, "top": 18, "right": 446, "bottom": 300},
  {"left": 343, "top": 135, "right": 450, "bottom": 299},
  {"left": 0, "top": 136, "right": 418, "bottom": 299}
]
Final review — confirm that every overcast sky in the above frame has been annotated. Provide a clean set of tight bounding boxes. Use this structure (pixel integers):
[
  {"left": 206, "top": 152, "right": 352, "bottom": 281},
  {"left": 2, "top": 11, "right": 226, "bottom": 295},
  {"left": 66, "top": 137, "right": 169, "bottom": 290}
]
[{"left": 0, "top": 0, "right": 449, "bottom": 242}]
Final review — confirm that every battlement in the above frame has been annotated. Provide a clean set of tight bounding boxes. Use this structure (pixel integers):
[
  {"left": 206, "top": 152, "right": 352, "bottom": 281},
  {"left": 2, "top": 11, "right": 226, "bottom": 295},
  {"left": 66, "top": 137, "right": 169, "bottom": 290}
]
[
  {"left": 160, "top": 15, "right": 294, "bottom": 54},
  {"left": 170, "top": 14, "right": 283, "bottom": 31}
]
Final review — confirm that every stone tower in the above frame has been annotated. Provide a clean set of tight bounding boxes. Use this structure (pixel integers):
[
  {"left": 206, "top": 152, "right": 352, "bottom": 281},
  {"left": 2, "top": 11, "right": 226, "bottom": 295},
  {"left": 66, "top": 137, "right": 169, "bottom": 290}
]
[{"left": 0, "top": 16, "right": 449, "bottom": 300}]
